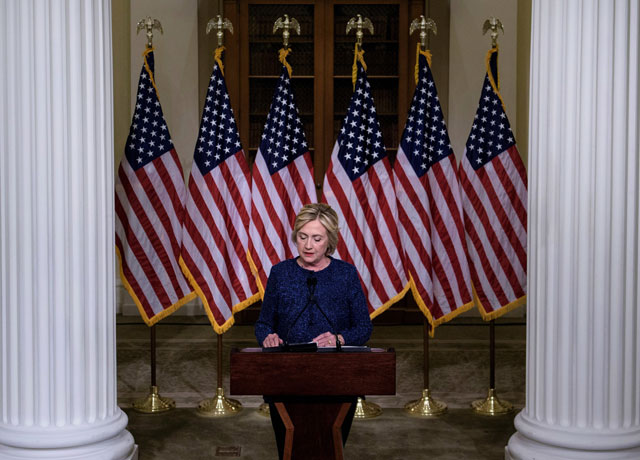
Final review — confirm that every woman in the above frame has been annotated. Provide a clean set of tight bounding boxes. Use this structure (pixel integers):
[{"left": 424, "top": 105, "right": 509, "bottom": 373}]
[
  {"left": 255, "top": 203, "right": 372, "bottom": 459},
  {"left": 255, "top": 203, "right": 372, "bottom": 348}
]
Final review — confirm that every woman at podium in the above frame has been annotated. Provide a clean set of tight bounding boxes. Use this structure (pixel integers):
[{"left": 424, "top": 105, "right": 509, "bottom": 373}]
[
  {"left": 255, "top": 203, "right": 372, "bottom": 349},
  {"left": 254, "top": 203, "right": 373, "bottom": 459}
]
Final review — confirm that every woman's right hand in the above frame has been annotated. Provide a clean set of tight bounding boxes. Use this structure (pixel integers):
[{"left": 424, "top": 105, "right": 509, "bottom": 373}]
[{"left": 262, "top": 333, "right": 283, "bottom": 348}]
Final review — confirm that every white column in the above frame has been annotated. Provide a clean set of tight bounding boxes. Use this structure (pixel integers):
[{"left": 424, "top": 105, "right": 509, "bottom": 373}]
[
  {"left": 506, "top": 1, "right": 640, "bottom": 459},
  {"left": 0, "top": 1, "right": 137, "bottom": 459}
]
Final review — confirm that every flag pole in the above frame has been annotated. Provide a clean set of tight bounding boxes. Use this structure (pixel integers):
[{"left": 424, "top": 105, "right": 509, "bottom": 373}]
[
  {"left": 133, "top": 324, "right": 176, "bottom": 413},
  {"left": 344, "top": 12, "right": 382, "bottom": 420},
  {"left": 402, "top": 14, "right": 446, "bottom": 417},
  {"left": 471, "top": 320, "right": 513, "bottom": 414},
  {"left": 197, "top": 333, "right": 242, "bottom": 417},
  {"left": 128, "top": 19, "right": 175, "bottom": 414},
  {"left": 195, "top": 15, "right": 242, "bottom": 417},
  {"left": 404, "top": 318, "right": 447, "bottom": 416},
  {"left": 469, "top": 18, "right": 514, "bottom": 416}
]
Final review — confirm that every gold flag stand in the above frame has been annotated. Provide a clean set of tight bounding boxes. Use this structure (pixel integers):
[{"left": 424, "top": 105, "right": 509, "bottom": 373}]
[
  {"left": 471, "top": 320, "right": 513, "bottom": 415},
  {"left": 257, "top": 402, "right": 270, "bottom": 417},
  {"left": 133, "top": 325, "right": 176, "bottom": 413},
  {"left": 197, "top": 334, "right": 242, "bottom": 417},
  {"left": 404, "top": 319, "right": 447, "bottom": 416},
  {"left": 354, "top": 397, "right": 382, "bottom": 419}
]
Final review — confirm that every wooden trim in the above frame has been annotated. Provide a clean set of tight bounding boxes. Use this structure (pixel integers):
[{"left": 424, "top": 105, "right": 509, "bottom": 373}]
[
  {"left": 238, "top": 1, "right": 251, "bottom": 161},
  {"left": 313, "top": 0, "right": 326, "bottom": 199},
  {"left": 332, "top": 402, "right": 352, "bottom": 459},
  {"left": 397, "top": 1, "right": 409, "bottom": 144},
  {"left": 275, "top": 402, "right": 294, "bottom": 460},
  {"left": 322, "top": 1, "right": 336, "bottom": 196}
]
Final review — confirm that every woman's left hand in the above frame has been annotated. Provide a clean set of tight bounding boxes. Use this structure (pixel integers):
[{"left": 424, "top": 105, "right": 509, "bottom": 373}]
[{"left": 312, "top": 331, "right": 344, "bottom": 347}]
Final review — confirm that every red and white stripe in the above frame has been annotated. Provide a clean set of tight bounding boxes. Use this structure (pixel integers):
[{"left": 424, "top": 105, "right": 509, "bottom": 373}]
[
  {"left": 181, "top": 151, "right": 258, "bottom": 332},
  {"left": 459, "top": 145, "right": 527, "bottom": 317},
  {"left": 394, "top": 149, "right": 473, "bottom": 326},
  {"left": 115, "top": 148, "right": 194, "bottom": 324},
  {"left": 248, "top": 151, "right": 316, "bottom": 293},
  {"left": 323, "top": 143, "right": 408, "bottom": 317}
]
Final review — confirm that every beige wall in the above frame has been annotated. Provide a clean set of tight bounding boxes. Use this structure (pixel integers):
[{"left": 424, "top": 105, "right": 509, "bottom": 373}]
[
  {"left": 448, "top": 0, "right": 519, "bottom": 161},
  {"left": 130, "top": 0, "right": 200, "bottom": 177}
]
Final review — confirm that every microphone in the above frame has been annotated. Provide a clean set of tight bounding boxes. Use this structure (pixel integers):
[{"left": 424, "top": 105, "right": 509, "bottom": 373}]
[
  {"left": 310, "top": 295, "right": 342, "bottom": 351},
  {"left": 307, "top": 276, "right": 317, "bottom": 290},
  {"left": 284, "top": 275, "right": 317, "bottom": 347}
]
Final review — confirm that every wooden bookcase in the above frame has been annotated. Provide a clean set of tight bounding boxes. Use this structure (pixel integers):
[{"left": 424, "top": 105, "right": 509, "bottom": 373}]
[{"left": 223, "top": 0, "right": 428, "bottom": 199}]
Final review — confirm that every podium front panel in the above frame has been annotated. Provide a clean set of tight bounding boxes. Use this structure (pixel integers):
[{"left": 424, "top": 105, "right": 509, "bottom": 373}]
[{"left": 230, "top": 348, "right": 395, "bottom": 396}]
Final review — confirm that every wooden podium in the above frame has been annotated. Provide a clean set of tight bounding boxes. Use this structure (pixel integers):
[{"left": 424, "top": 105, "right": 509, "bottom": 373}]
[{"left": 230, "top": 348, "right": 395, "bottom": 460}]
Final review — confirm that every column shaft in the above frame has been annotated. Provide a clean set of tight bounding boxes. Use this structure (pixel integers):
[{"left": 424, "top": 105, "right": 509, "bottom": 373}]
[
  {"left": 507, "top": 1, "right": 639, "bottom": 458},
  {"left": 0, "top": 1, "right": 136, "bottom": 458}
]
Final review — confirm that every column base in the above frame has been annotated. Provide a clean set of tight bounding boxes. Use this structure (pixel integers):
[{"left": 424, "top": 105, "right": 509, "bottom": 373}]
[
  {"left": 0, "top": 431, "right": 137, "bottom": 460},
  {"left": 506, "top": 432, "right": 640, "bottom": 460},
  {"left": 506, "top": 412, "right": 640, "bottom": 459}
]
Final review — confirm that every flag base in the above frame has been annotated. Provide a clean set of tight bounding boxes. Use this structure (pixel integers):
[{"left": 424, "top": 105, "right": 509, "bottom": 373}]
[
  {"left": 354, "top": 397, "right": 382, "bottom": 419},
  {"left": 404, "top": 389, "right": 447, "bottom": 416},
  {"left": 257, "top": 402, "right": 270, "bottom": 417},
  {"left": 471, "top": 388, "right": 513, "bottom": 415},
  {"left": 132, "top": 385, "right": 175, "bottom": 413},
  {"left": 196, "top": 387, "right": 242, "bottom": 417}
]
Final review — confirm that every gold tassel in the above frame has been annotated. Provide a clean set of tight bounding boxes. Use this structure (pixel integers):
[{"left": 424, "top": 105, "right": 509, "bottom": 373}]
[
  {"left": 414, "top": 43, "right": 433, "bottom": 84},
  {"left": 214, "top": 46, "right": 225, "bottom": 76},
  {"left": 142, "top": 47, "right": 160, "bottom": 99},
  {"left": 279, "top": 48, "right": 293, "bottom": 78},
  {"left": 485, "top": 46, "right": 507, "bottom": 110},
  {"left": 351, "top": 44, "right": 367, "bottom": 90}
]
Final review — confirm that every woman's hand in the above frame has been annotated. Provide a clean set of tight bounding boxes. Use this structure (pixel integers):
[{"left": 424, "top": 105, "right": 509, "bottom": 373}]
[
  {"left": 262, "top": 333, "right": 283, "bottom": 348},
  {"left": 312, "top": 331, "right": 344, "bottom": 347}
]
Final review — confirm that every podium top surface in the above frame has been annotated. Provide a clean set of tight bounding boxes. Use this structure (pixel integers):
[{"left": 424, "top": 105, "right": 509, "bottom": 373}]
[{"left": 230, "top": 348, "right": 395, "bottom": 396}]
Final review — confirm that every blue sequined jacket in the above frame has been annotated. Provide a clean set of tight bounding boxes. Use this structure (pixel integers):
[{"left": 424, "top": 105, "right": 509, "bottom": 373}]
[{"left": 255, "top": 257, "right": 373, "bottom": 346}]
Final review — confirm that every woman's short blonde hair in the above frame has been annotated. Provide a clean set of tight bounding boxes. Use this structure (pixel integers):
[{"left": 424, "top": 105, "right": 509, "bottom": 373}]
[{"left": 291, "top": 203, "right": 339, "bottom": 256}]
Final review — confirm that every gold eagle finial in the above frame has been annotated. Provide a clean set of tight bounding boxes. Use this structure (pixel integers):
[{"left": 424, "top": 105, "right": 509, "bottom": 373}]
[
  {"left": 273, "top": 14, "right": 300, "bottom": 48},
  {"left": 206, "top": 15, "right": 233, "bottom": 47},
  {"left": 482, "top": 16, "right": 504, "bottom": 47},
  {"left": 346, "top": 14, "right": 374, "bottom": 46},
  {"left": 136, "top": 17, "right": 163, "bottom": 49},
  {"left": 410, "top": 15, "right": 437, "bottom": 50}
]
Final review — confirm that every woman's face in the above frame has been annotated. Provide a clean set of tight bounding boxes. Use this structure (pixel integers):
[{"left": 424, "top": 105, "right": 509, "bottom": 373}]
[{"left": 296, "top": 219, "right": 329, "bottom": 268}]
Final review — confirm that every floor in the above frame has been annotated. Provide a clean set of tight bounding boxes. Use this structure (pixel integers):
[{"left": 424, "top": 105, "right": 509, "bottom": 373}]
[{"left": 117, "top": 315, "right": 526, "bottom": 459}]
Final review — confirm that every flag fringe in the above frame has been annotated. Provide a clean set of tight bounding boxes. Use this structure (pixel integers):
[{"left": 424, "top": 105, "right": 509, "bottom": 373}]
[
  {"left": 368, "top": 281, "right": 411, "bottom": 320},
  {"left": 115, "top": 247, "right": 197, "bottom": 326},
  {"left": 472, "top": 283, "right": 526, "bottom": 321},
  {"left": 246, "top": 250, "right": 266, "bottom": 300},
  {"left": 408, "top": 274, "right": 475, "bottom": 337},
  {"left": 178, "top": 256, "right": 259, "bottom": 334}
]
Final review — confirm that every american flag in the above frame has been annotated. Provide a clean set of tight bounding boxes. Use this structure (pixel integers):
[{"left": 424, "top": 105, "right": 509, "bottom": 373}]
[
  {"left": 394, "top": 50, "right": 474, "bottom": 333},
  {"left": 115, "top": 49, "right": 195, "bottom": 325},
  {"left": 181, "top": 51, "right": 259, "bottom": 333},
  {"left": 459, "top": 48, "right": 527, "bottom": 319},
  {"left": 323, "top": 60, "right": 409, "bottom": 317},
  {"left": 248, "top": 63, "right": 316, "bottom": 294}
]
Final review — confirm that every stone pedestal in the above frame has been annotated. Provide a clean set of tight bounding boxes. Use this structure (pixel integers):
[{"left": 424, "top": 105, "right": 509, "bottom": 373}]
[
  {"left": 506, "top": 1, "right": 639, "bottom": 459},
  {"left": 0, "top": 1, "right": 137, "bottom": 458}
]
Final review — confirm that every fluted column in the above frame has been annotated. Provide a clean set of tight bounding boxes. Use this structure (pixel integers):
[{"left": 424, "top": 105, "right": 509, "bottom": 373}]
[
  {"left": 506, "top": 1, "right": 639, "bottom": 459},
  {"left": 0, "top": 1, "right": 136, "bottom": 459}
]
